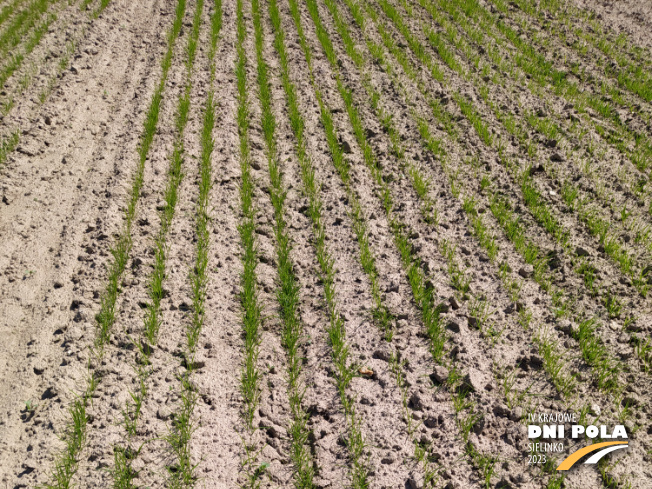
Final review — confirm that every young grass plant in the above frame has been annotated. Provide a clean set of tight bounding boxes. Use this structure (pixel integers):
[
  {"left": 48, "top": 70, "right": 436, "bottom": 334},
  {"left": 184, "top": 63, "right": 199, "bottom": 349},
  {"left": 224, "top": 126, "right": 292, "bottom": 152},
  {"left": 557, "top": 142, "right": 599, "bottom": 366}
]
[
  {"left": 44, "top": 1, "right": 188, "bottom": 486},
  {"left": 0, "top": 130, "right": 19, "bottom": 169}
]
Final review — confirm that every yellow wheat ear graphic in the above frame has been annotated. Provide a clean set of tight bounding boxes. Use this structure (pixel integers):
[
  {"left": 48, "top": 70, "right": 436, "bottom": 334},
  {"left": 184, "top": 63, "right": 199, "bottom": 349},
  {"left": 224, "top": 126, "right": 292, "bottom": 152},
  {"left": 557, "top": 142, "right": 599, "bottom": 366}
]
[{"left": 557, "top": 442, "right": 629, "bottom": 470}]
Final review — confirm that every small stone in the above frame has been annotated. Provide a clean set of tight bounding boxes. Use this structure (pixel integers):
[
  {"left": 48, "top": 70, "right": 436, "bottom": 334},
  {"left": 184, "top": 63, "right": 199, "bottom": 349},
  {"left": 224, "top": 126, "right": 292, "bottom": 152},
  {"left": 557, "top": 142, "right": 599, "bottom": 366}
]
[
  {"left": 472, "top": 415, "right": 485, "bottom": 434},
  {"left": 430, "top": 365, "right": 449, "bottom": 384},
  {"left": 386, "top": 280, "right": 399, "bottom": 293},
  {"left": 157, "top": 406, "right": 173, "bottom": 421},
  {"left": 264, "top": 423, "right": 286, "bottom": 439},
  {"left": 424, "top": 416, "right": 438, "bottom": 428},
  {"left": 409, "top": 392, "right": 424, "bottom": 411},
  {"left": 622, "top": 394, "right": 639, "bottom": 407},
  {"left": 590, "top": 403, "right": 601, "bottom": 417},
  {"left": 511, "top": 406, "right": 524, "bottom": 421},
  {"left": 493, "top": 403, "right": 511, "bottom": 418},
  {"left": 407, "top": 471, "right": 424, "bottom": 489},
  {"left": 449, "top": 296, "right": 460, "bottom": 310},
  {"left": 462, "top": 368, "right": 488, "bottom": 392},
  {"left": 359, "top": 367, "right": 373, "bottom": 376},
  {"left": 529, "top": 163, "right": 544, "bottom": 175},
  {"left": 372, "top": 348, "right": 390, "bottom": 361},
  {"left": 41, "top": 387, "right": 57, "bottom": 400},
  {"left": 446, "top": 321, "right": 461, "bottom": 333},
  {"left": 575, "top": 246, "right": 590, "bottom": 257},
  {"left": 518, "top": 266, "right": 533, "bottom": 278},
  {"left": 70, "top": 65, "right": 79, "bottom": 74}
]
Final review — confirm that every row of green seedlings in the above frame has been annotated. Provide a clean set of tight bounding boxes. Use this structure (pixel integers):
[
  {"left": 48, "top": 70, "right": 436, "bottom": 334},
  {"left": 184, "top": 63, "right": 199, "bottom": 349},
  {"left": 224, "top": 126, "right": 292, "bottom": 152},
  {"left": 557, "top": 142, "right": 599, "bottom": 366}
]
[
  {"left": 371, "top": 0, "right": 652, "bottom": 374},
  {"left": 268, "top": 1, "right": 368, "bottom": 486},
  {"left": 295, "top": 0, "right": 523, "bottom": 486},
  {"left": 341, "top": 5, "right": 633, "bottom": 484},
  {"left": 441, "top": 0, "right": 652, "bottom": 172},
  {"left": 272, "top": 1, "right": 477, "bottom": 485},
  {"left": 421, "top": 0, "right": 643, "bottom": 164},
  {"left": 277, "top": 0, "right": 441, "bottom": 482},
  {"left": 0, "top": 0, "right": 111, "bottom": 161},
  {"left": 409, "top": 0, "right": 652, "bottom": 299},
  {"left": 486, "top": 0, "right": 652, "bottom": 152},
  {"left": 36, "top": 23, "right": 83, "bottom": 105},
  {"left": 234, "top": 0, "right": 269, "bottom": 484},
  {"left": 426, "top": 0, "right": 652, "bottom": 219},
  {"left": 43, "top": 0, "right": 187, "bottom": 486},
  {"left": 393, "top": 0, "right": 650, "bottom": 270},
  {"left": 251, "top": 0, "right": 320, "bottom": 484},
  {"left": 112, "top": 0, "right": 203, "bottom": 486},
  {"left": 359, "top": 0, "right": 577, "bottom": 388},
  {"left": 416, "top": 0, "right": 638, "bottom": 442},
  {"left": 165, "top": 1, "right": 224, "bottom": 487},
  {"left": 0, "top": 130, "right": 19, "bottom": 168},
  {"left": 0, "top": 6, "right": 55, "bottom": 92},
  {"left": 497, "top": 0, "right": 652, "bottom": 104},
  {"left": 315, "top": 1, "right": 573, "bottom": 486}
]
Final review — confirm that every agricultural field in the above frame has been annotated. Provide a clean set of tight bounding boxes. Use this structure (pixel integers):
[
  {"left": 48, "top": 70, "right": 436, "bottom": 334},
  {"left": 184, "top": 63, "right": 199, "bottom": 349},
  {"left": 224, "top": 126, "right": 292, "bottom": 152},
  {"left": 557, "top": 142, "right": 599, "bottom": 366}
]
[{"left": 0, "top": 0, "right": 651, "bottom": 487}]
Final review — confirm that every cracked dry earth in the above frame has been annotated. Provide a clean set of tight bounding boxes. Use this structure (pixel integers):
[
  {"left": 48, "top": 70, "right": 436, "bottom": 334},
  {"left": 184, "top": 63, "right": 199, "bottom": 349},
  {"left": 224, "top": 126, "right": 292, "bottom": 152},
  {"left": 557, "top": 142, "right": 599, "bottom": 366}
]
[{"left": 0, "top": 0, "right": 651, "bottom": 488}]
